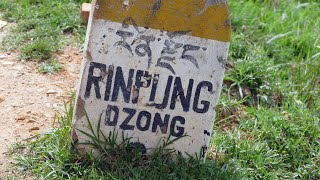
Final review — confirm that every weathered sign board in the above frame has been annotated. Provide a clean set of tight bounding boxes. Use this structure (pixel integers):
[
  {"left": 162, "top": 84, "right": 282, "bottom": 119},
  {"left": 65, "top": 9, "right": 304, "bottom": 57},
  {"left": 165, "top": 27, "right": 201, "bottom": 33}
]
[{"left": 72, "top": 0, "right": 231, "bottom": 158}]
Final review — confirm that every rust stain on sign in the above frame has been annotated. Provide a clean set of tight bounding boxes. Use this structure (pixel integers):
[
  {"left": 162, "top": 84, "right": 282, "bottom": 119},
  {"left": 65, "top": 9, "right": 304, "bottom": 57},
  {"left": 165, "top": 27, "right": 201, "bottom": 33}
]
[{"left": 94, "top": 0, "right": 231, "bottom": 42}]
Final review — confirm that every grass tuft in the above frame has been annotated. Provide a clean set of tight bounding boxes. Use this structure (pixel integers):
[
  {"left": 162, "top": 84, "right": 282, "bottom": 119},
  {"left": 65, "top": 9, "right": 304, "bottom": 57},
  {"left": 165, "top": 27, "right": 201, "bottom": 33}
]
[
  {"left": 38, "top": 59, "right": 63, "bottom": 74},
  {"left": 20, "top": 40, "right": 52, "bottom": 61},
  {"left": 9, "top": 97, "right": 239, "bottom": 179},
  {"left": 0, "top": 0, "right": 88, "bottom": 72}
]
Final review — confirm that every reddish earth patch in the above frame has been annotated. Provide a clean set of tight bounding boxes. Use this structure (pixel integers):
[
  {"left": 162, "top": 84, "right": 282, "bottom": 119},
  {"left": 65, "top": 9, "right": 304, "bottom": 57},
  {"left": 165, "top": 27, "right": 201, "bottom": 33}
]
[{"left": 0, "top": 40, "right": 82, "bottom": 176}]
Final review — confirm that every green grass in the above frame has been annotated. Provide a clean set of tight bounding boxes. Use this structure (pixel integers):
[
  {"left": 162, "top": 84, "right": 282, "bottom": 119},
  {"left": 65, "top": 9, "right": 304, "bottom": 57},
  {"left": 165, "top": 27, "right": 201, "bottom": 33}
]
[
  {"left": 38, "top": 59, "right": 63, "bottom": 74},
  {"left": 212, "top": 0, "right": 320, "bottom": 179},
  {"left": 9, "top": 97, "right": 239, "bottom": 179},
  {"left": 0, "top": 0, "right": 89, "bottom": 73},
  {"left": 3, "top": 0, "right": 320, "bottom": 179}
]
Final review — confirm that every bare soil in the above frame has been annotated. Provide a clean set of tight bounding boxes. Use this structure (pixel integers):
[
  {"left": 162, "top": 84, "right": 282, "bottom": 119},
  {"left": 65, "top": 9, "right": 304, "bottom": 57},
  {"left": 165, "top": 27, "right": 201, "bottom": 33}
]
[{"left": 0, "top": 23, "right": 82, "bottom": 177}]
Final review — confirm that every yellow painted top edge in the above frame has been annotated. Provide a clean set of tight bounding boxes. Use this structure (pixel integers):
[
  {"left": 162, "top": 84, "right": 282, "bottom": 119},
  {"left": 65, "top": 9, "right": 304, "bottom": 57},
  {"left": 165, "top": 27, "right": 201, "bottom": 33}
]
[{"left": 93, "top": 0, "right": 231, "bottom": 42}]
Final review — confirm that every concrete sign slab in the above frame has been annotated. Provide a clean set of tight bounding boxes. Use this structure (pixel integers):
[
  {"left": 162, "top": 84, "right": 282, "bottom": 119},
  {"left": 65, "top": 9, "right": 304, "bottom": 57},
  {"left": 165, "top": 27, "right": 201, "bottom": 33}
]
[{"left": 72, "top": 0, "right": 231, "bottom": 158}]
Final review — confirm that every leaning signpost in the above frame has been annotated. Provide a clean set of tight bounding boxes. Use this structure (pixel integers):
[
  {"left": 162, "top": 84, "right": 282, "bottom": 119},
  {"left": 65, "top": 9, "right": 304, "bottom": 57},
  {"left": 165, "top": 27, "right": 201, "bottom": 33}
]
[{"left": 72, "top": 0, "right": 231, "bottom": 159}]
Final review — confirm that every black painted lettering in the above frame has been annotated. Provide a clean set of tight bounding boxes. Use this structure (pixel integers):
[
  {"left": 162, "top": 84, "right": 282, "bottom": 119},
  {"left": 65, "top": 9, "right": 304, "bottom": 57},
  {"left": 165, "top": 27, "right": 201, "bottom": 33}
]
[
  {"left": 105, "top": 105, "right": 119, "bottom": 126},
  {"left": 193, "top": 81, "right": 213, "bottom": 113},
  {"left": 152, "top": 113, "right": 170, "bottom": 134},
  {"left": 134, "top": 35, "right": 156, "bottom": 68},
  {"left": 132, "top": 70, "right": 152, "bottom": 104},
  {"left": 170, "top": 116, "right": 185, "bottom": 137},
  {"left": 201, "top": 145, "right": 208, "bottom": 158},
  {"left": 136, "top": 111, "right": 152, "bottom": 131},
  {"left": 120, "top": 108, "right": 136, "bottom": 130},
  {"left": 154, "top": 76, "right": 173, "bottom": 109},
  {"left": 149, "top": 74, "right": 159, "bottom": 102},
  {"left": 104, "top": 65, "right": 114, "bottom": 101},
  {"left": 112, "top": 67, "right": 134, "bottom": 103},
  {"left": 85, "top": 62, "right": 106, "bottom": 99},
  {"left": 170, "top": 77, "right": 194, "bottom": 112}
]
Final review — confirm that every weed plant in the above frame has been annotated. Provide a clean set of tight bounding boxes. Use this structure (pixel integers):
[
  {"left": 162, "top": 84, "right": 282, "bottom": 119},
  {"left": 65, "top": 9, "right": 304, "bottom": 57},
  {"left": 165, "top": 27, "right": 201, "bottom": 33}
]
[{"left": 10, "top": 98, "right": 239, "bottom": 179}]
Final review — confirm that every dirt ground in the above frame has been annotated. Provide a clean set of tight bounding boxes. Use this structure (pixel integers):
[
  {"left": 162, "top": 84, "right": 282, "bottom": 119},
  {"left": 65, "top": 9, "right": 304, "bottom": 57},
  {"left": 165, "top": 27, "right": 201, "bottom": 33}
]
[{"left": 0, "top": 23, "right": 82, "bottom": 177}]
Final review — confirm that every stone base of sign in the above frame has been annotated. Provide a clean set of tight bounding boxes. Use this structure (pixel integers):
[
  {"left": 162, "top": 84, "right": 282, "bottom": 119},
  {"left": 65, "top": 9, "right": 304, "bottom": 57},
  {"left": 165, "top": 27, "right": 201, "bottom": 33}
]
[{"left": 80, "top": 3, "right": 91, "bottom": 23}]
